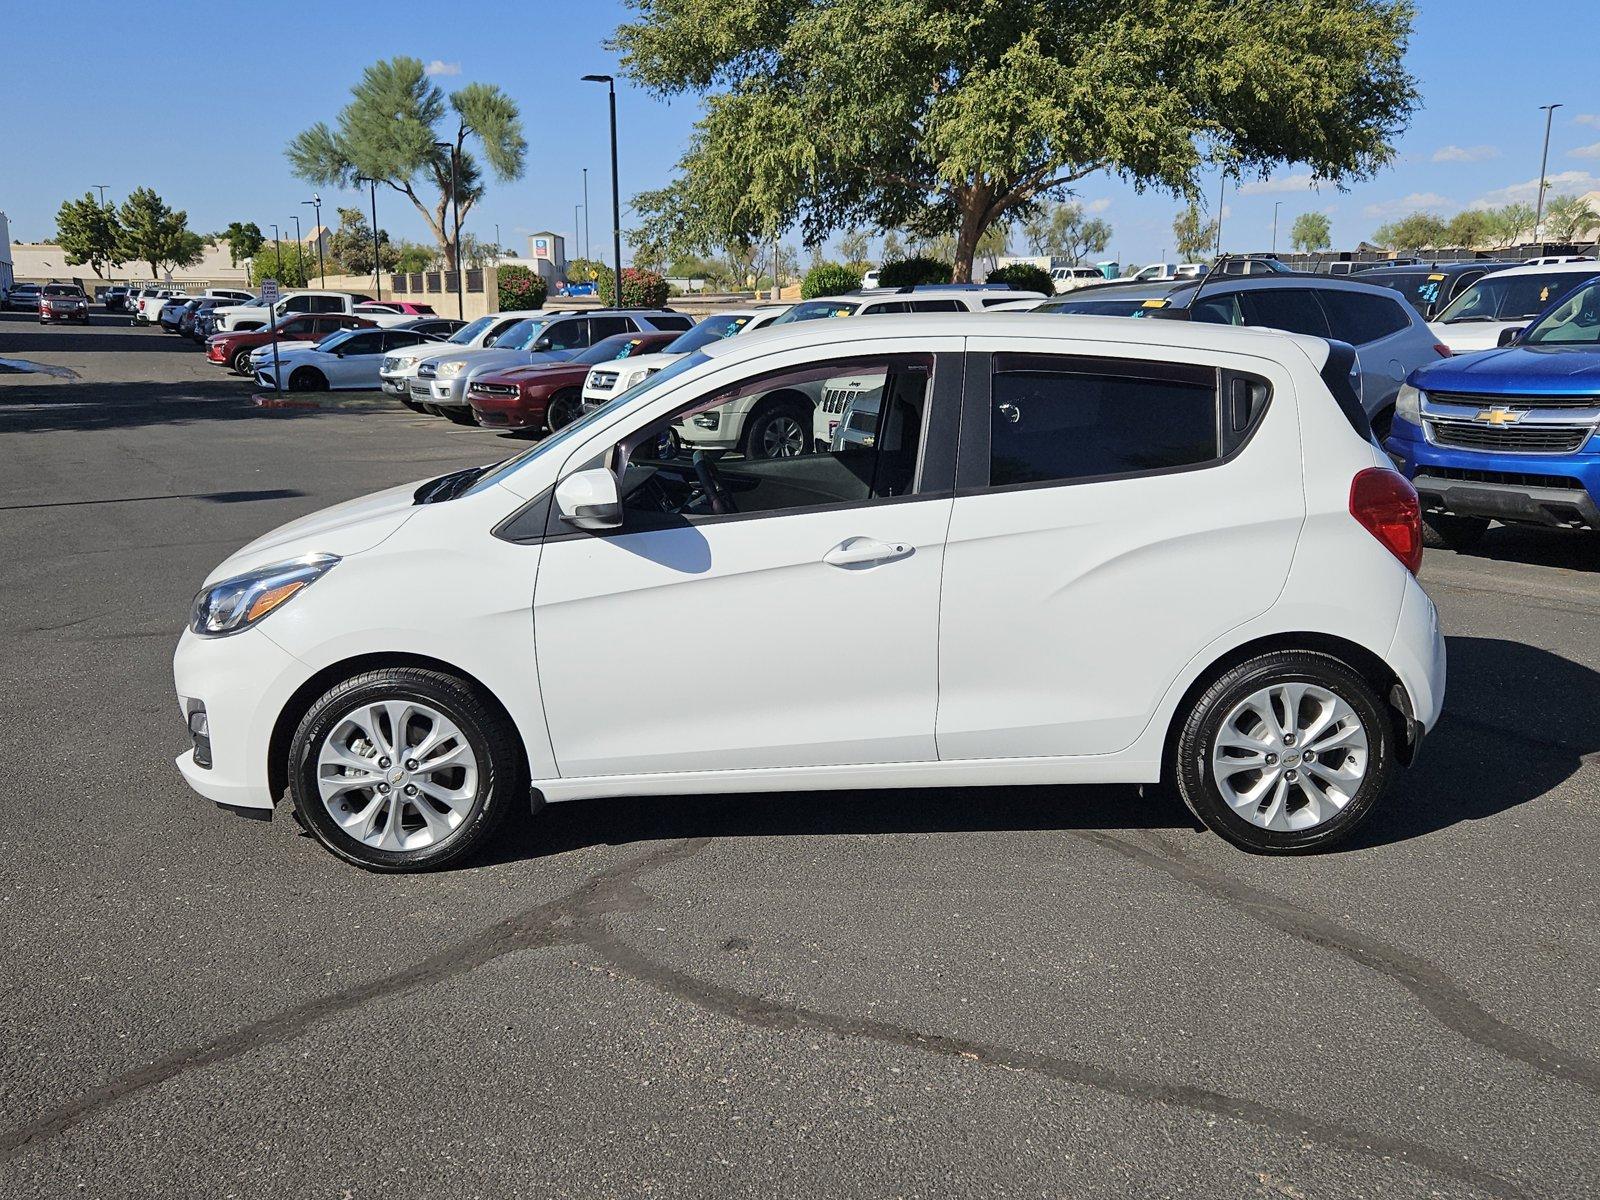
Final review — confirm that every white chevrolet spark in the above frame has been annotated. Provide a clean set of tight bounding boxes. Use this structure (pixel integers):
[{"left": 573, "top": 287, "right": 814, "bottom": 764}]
[{"left": 174, "top": 315, "right": 1445, "bottom": 871}]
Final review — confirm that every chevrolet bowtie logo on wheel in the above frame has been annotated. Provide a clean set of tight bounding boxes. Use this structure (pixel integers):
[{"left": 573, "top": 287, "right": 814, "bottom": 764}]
[{"left": 1472, "top": 405, "right": 1529, "bottom": 426}]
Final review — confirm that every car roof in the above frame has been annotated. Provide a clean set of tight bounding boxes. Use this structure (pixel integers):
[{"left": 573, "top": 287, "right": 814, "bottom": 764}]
[
  {"left": 1470, "top": 260, "right": 1600, "bottom": 279},
  {"left": 1051, "top": 273, "right": 1411, "bottom": 305},
  {"left": 698, "top": 311, "right": 1331, "bottom": 365},
  {"left": 1357, "top": 261, "right": 1517, "bottom": 277}
]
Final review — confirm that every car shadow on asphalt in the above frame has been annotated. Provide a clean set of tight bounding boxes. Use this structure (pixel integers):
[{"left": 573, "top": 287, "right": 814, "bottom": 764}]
[
  {"left": 0, "top": 381, "right": 322, "bottom": 433},
  {"left": 1451, "top": 525, "right": 1600, "bottom": 573},
  {"left": 476, "top": 634, "right": 1595, "bottom": 866}
]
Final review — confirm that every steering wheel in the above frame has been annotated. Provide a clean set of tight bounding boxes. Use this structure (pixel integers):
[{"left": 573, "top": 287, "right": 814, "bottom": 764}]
[{"left": 692, "top": 450, "right": 737, "bottom": 515}]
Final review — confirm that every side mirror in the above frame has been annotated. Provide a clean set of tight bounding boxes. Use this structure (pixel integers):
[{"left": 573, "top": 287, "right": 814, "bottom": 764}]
[
  {"left": 532, "top": 337, "right": 553, "bottom": 352},
  {"left": 554, "top": 468, "right": 622, "bottom": 531},
  {"left": 1497, "top": 326, "right": 1524, "bottom": 347}
]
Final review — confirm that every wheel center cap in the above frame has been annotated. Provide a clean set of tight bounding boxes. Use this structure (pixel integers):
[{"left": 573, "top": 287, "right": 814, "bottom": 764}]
[
  {"left": 389, "top": 768, "right": 406, "bottom": 784},
  {"left": 1282, "top": 750, "right": 1302, "bottom": 768}
]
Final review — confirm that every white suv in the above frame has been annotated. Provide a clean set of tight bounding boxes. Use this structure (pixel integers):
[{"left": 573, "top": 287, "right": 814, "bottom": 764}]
[{"left": 174, "top": 314, "right": 1444, "bottom": 872}]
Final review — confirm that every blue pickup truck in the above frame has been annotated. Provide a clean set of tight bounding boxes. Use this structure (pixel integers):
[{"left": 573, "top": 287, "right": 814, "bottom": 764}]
[{"left": 1385, "top": 273, "right": 1600, "bottom": 551}]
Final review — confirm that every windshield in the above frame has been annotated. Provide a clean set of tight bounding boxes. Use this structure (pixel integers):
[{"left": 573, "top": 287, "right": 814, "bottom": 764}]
[
  {"left": 44, "top": 285, "right": 81, "bottom": 297},
  {"left": 1521, "top": 278, "right": 1600, "bottom": 346},
  {"left": 1036, "top": 297, "right": 1158, "bottom": 317},
  {"left": 448, "top": 315, "right": 494, "bottom": 344},
  {"left": 465, "top": 352, "right": 712, "bottom": 497},
  {"left": 1368, "top": 271, "right": 1448, "bottom": 311},
  {"left": 664, "top": 313, "right": 753, "bottom": 352},
  {"left": 316, "top": 329, "right": 357, "bottom": 352},
  {"left": 770, "top": 299, "right": 861, "bottom": 324},
  {"left": 1436, "top": 270, "right": 1600, "bottom": 324},
  {"left": 497, "top": 317, "right": 551, "bottom": 350},
  {"left": 572, "top": 334, "right": 651, "bottom": 365}
]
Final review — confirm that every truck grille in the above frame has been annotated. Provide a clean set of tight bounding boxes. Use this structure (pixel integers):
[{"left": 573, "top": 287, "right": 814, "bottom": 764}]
[
  {"left": 1427, "top": 418, "right": 1593, "bottom": 454},
  {"left": 821, "top": 385, "right": 862, "bottom": 414},
  {"left": 590, "top": 370, "right": 618, "bottom": 391},
  {"left": 416, "top": 362, "right": 438, "bottom": 378},
  {"left": 469, "top": 382, "right": 518, "bottom": 398}
]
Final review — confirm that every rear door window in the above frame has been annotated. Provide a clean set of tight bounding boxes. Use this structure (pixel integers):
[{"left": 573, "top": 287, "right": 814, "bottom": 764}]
[
  {"left": 587, "top": 315, "right": 633, "bottom": 340},
  {"left": 541, "top": 318, "right": 593, "bottom": 350},
  {"left": 987, "top": 355, "right": 1221, "bottom": 488},
  {"left": 1238, "top": 289, "right": 1331, "bottom": 338},
  {"left": 1315, "top": 289, "right": 1411, "bottom": 344},
  {"left": 910, "top": 299, "right": 963, "bottom": 312}
]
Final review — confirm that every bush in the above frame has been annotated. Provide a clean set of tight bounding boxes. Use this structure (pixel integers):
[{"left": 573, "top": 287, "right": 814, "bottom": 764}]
[
  {"left": 598, "top": 267, "right": 670, "bottom": 308},
  {"left": 497, "top": 263, "right": 548, "bottom": 311},
  {"left": 247, "top": 244, "right": 317, "bottom": 288},
  {"left": 801, "top": 262, "right": 862, "bottom": 299},
  {"left": 986, "top": 263, "right": 1054, "bottom": 296},
  {"left": 878, "top": 256, "right": 952, "bottom": 288}
]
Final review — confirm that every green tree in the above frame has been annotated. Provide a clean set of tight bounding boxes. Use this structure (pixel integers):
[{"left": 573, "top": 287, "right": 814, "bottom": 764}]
[
  {"left": 1372, "top": 211, "right": 1446, "bottom": 251},
  {"left": 1544, "top": 194, "right": 1600, "bottom": 242},
  {"left": 286, "top": 57, "right": 527, "bottom": 270},
  {"left": 614, "top": 0, "right": 1417, "bottom": 281},
  {"left": 247, "top": 242, "right": 317, "bottom": 288},
  {"left": 1020, "top": 202, "right": 1113, "bottom": 262},
  {"left": 879, "top": 230, "right": 906, "bottom": 263},
  {"left": 802, "top": 262, "right": 863, "bottom": 298},
  {"left": 1289, "top": 211, "right": 1332, "bottom": 252},
  {"left": 222, "top": 221, "right": 265, "bottom": 266},
  {"left": 116, "top": 187, "right": 198, "bottom": 278},
  {"left": 1444, "top": 209, "right": 1493, "bottom": 249},
  {"left": 327, "top": 206, "right": 397, "bottom": 274},
  {"left": 1173, "top": 204, "right": 1219, "bottom": 260},
  {"left": 55, "top": 192, "right": 124, "bottom": 278},
  {"left": 1485, "top": 203, "right": 1535, "bottom": 246},
  {"left": 839, "top": 227, "right": 871, "bottom": 265}
]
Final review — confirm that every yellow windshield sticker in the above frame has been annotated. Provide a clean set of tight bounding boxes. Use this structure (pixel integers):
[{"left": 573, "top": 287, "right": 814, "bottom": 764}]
[
  {"left": 1541, "top": 286, "right": 1551, "bottom": 302},
  {"left": 1428, "top": 273, "right": 1446, "bottom": 281},
  {"left": 1141, "top": 299, "right": 1169, "bottom": 309}
]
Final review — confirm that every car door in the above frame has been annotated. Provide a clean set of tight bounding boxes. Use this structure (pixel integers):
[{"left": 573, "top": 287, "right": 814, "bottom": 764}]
[
  {"left": 324, "top": 329, "right": 386, "bottom": 387},
  {"left": 532, "top": 339, "right": 963, "bottom": 779},
  {"left": 936, "top": 337, "right": 1304, "bottom": 760}
]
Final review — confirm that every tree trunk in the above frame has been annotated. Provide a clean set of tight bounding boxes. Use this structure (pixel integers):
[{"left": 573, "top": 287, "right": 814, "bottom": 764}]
[{"left": 951, "top": 182, "right": 994, "bottom": 283}]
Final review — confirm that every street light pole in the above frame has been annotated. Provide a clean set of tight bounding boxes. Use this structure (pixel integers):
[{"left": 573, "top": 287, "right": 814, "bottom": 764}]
[
  {"left": 435, "top": 141, "right": 465, "bottom": 319},
  {"left": 303, "top": 195, "right": 324, "bottom": 285},
  {"left": 1214, "top": 172, "right": 1227, "bottom": 259},
  {"left": 583, "top": 75, "right": 624, "bottom": 307},
  {"left": 292, "top": 214, "right": 303, "bottom": 283},
  {"left": 1272, "top": 201, "right": 1282, "bottom": 255},
  {"left": 270, "top": 224, "right": 282, "bottom": 277},
  {"left": 1534, "top": 103, "right": 1564, "bottom": 246},
  {"left": 93, "top": 185, "right": 108, "bottom": 206},
  {"left": 583, "top": 167, "right": 591, "bottom": 260}
]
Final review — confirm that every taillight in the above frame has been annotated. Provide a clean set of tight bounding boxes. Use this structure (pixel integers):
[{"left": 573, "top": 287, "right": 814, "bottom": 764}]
[
  {"left": 1433, "top": 343, "right": 1452, "bottom": 358},
  {"left": 1350, "top": 467, "right": 1422, "bottom": 574}
]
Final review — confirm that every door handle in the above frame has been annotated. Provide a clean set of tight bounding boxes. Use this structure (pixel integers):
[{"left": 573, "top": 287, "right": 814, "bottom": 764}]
[{"left": 823, "top": 537, "right": 913, "bottom": 568}]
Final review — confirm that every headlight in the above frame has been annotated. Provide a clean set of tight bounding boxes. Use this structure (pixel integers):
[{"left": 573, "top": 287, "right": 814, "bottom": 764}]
[
  {"left": 437, "top": 359, "right": 467, "bottom": 378},
  {"left": 620, "top": 368, "right": 648, "bottom": 390},
  {"left": 189, "top": 554, "right": 339, "bottom": 637},
  {"left": 1396, "top": 383, "right": 1424, "bottom": 424}
]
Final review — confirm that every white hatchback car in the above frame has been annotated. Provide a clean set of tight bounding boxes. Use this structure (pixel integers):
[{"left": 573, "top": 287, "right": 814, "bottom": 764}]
[{"left": 174, "top": 314, "right": 1444, "bottom": 871}]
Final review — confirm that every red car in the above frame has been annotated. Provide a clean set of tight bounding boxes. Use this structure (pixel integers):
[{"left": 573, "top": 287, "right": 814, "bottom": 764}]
[
  {"left": 466, "top": 330, "right": 680, "bottom": 432},
  {"left": 206, "top": 312, "right": 376, "bottom": 375}
]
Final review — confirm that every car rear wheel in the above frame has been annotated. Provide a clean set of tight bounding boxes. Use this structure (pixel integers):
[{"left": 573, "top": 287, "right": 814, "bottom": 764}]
[
  {"left": 288, "top": 667, "right": 523, "bottom": 872},
  {"left": 230, "top": 348, "right": 254, "bottom": 375},
  {"left": 741, "top": 398, "right": 811, "bottom": 459},
  {"left": 1421, "top": 513, "right": 1489, "bottom": 552},
  {"left": 1174, "top": 651, "right": 1393, "bottom": 854},
  {"left": 289, "top": 366, "right": 328, "bottom": 392}
]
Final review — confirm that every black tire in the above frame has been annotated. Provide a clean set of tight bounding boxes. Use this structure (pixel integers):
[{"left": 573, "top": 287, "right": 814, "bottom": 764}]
[
  {"left": 1174, "top": 651, "right": 1394, "bottom": 854},
  {"left": 230, "top": 347, "right": 254, "bottom": 375},
  {"left": 289, "top": 366, "right": 328, "bottom": 392},
  {"left": 740, "top": 396, "right": 812, "bottom": 459},
  {"left": 288, "top": 667, "right": 524, "bottom": 872},
  {"left": 442, "top": 405, "right": 479, "bottom": 426},
  {"left": 1369, "top": 405, "right": 1395, "bottom": 443},
  {"left": 545, "top": 388, "right": 583, "bottom": 431},
  {"left": 1421, "top": 513, "right": 1489, "bottom": 552}
]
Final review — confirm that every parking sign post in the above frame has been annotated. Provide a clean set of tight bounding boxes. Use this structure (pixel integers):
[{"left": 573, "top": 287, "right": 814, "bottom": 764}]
[{"left": 260, "top": 278, "right": 282, "bottom": 395}]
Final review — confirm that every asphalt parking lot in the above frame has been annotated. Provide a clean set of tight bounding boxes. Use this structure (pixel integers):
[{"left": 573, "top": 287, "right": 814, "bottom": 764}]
[{"left": 1, "top": 312, "right": 1597, "bottom": 1199}]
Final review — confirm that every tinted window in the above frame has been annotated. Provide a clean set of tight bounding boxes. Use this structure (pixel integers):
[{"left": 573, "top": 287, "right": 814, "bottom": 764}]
[
  {"left": 336, "top": 331, "right": 385, "bottom": 355},
  {"left": 1239, "top": 289, "right": 1330, "bottom": 338},
  {"left": 770, "top": 299, "right": 861, "bottom": 324},
  {"left": 650, "top": 314, "right": 695, "bottom": 330},
  {"left": 1190, "top": 293, "right": 1245, "bottom": 325},
  {"left": 1437, "top": 270, "right": 1600, "bottom": 323},
  {"left": 910, "top": 298, "right": 963, "bottom": 312},
  {"left": 540, "top": 318, "right": 592, "bottom": 351},
  {"left": 587, "top": 315, "right": 633, "bottom": 340},
  {"left": 309, "top": 296, "right": 346, "bottom": 313},
  {"left": 664, "top": 314, "right": 753, "bottom": 352},
  {"left": 484, "top": 318, "right": 530, "bottom": 347},
  {"left": 988, "top": 355, "right": 1219, "bottom": 487},
  {"left": 1037, "top": 297, "right": 1157, "bottom": 317},
  {"left": 861, "top": 301, "right": 911, "bottom": 314},
  {"left": 1316, "top": 289, "right": 1410, "bottom": 344},
  {"left": 383, "top": 330, "right": 429, "bottom": 349}
]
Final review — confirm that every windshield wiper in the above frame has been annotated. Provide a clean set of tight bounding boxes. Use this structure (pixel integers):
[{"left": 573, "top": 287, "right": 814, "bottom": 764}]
[{"left": 413, "top": 464, "right": 491, "bottom": 504}]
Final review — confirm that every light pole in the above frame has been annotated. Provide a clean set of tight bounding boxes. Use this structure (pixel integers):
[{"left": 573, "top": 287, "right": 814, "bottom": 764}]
[
  {"left": 93, "top": 185, "right": 109, "bottom": 206},
  {"left": 582, "top": 74, "right": 624, "bottom": 307},
  {"left": 355, "top": 176, "right": 383, "bottom": 300},
  {"left": 1214, "top": 172, "right": 1227, "bottom": 259},
  {"left": 575, "top": 204, "right": 584, "bottom": 263},
  {"left": 583, "top": 167, "right": 591, "bottom": 260},
  {"left": 434, "top": 141, "right": 465, "bottom": 318},
  {"left": 1272, "top": 201, "right": 1282, "bottom": 255},
  {"left": 303, "top": 194, "right": 324, "bottom": 285},
  {"left": 494, "top": 223, "right": 501, "bottom": 261},
  {"left": 270, "top": 224, "right": 282, "bottom": 277},
  {"left": 292, "top": 214, "right": 304, "bottom": 284},
  {"left": 1534, "top": 103, "right": 1564, "bottom": 246}
]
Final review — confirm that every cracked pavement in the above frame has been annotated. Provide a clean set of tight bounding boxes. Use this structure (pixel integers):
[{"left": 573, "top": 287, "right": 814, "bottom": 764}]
[{"left": 2, "top": 314, "right": 1597, "bottom": 1198}]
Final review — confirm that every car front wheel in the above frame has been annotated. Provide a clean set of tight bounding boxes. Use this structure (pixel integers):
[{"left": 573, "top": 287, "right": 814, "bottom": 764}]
[
  {"left": 289, "top": 667, "right": 523, "bottom": 872},
  {"left": 1421, "top": 513, "right": 1489, "bottom": 552},
  {"left": 1174, "top": 651, "right": 1393, "bottom": 854}
]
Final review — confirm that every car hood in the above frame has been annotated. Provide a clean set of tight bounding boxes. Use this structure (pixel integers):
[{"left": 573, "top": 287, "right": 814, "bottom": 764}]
[
  {"left": 1413, "top": 343, "right": 1600, "bottom": 397},
  {"left": 1427, "top": 319, "right": 1517, "bottom": 354},
  {"left": 206, "top": 480, "right": 425, "bottom": 583},
  {"left": 453, "top": 348, "right": 570, "bottom": 381},
  {"left": 478, "top": 360, "right": 588, "bottom": 385},
  {"left": 583, "top": 351, "right": 683, "bottom": 386}
]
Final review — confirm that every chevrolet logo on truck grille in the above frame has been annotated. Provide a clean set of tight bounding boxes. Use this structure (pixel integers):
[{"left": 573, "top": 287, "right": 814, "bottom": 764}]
[{"left": 1472, "top": 405, "right": 1528, "bottom": 426}]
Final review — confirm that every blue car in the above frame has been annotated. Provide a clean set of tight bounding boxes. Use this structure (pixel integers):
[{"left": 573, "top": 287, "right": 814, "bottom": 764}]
[{"left": 1386, "top": 274, "right": 1600, "bottom": 551}]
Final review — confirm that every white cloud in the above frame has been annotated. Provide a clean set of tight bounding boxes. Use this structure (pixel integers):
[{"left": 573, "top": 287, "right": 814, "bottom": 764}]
[
  {"left": 1082, "top": 197, "right": 1112, "bottom": 214},
  {"left": 1469, "top": 170, "right": 1600, "bottom": 209},
  {"left": 1569, "top": 142, "right": 1600, "bottom": 160},
  {"left": 1362, "top": 192, "right": 1453, "bottom": 219},
  {"left": 425, "top": 60, "right": 461, "bottom": 77},
  {"left": 1236, "top": 171, "right": 1321, "bottom": 196},
  {"left": 1574, "top": 114, "right": 1600, "bottom": 128},
  {"left": 1431, "top": 144, "right": 1499, "bottom": 164}
]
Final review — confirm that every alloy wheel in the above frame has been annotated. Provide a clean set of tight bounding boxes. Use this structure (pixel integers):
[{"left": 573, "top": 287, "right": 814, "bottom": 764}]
[
  {"left": 1210, "top": 682, "right": 1369, "bottom": 831},
  {"left": 758, "top": 414, "right": 806, "bottom": 458}
]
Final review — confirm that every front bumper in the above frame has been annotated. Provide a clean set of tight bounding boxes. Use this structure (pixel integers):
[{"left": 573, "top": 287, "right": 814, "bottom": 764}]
[
  {"left": 1387, "top": 419, "right": 1600, "bottom": 531},
  {"left": 412, "top": 375, "right": 469, "bottom": 406},
  {"left": 172, "top": 626, "right": 309, "bottom": 814},
  {"left": 381, "top": 374, "right": 412, "bottom": 396}
]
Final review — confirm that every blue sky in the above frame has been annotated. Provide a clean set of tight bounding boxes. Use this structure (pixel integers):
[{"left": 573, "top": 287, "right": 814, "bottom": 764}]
[{"left": 5, "top": 1, "right": 1598, "bottom": 266}]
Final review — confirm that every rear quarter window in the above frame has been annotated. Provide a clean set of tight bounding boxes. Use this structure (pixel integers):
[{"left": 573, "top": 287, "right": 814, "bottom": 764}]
[{"left": 1316, "top": 289, "right": 1411, "bottom": 344}]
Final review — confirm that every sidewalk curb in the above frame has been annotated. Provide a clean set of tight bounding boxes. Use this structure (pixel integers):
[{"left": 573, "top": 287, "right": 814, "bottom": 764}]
[{"left": 250, "top": 392, "right": 403, "bottom": 411}]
